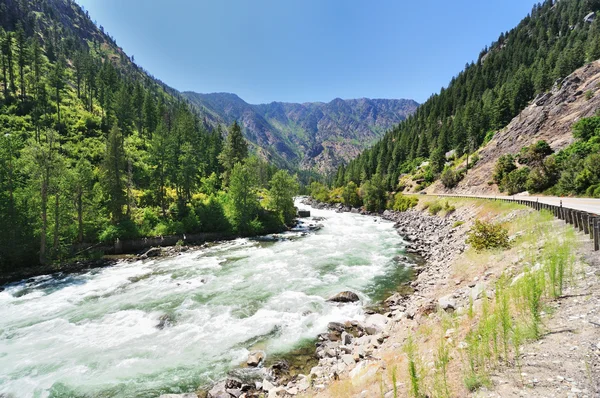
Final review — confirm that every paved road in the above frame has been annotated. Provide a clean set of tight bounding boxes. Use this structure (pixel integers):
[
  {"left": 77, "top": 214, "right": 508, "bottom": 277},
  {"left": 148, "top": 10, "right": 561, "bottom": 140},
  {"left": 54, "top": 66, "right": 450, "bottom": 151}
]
[{"left": 435, "top": 194, "right": 600, "bottom": 215}]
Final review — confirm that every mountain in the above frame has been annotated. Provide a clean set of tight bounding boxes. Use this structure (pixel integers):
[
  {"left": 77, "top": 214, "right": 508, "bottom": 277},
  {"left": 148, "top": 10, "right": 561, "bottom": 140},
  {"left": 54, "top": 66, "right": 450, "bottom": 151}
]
[
  {"left": 0, "top": 0, "right": 287, "bottom": 269},
  {"left": 429, "top": 59, "right": 600, "bottom": 195},
  {"left": 333, "top": 0, "right": 600, "bottom": 195},
  {"left": 183, "top": 92, "right": 419, "bottom": 173}
]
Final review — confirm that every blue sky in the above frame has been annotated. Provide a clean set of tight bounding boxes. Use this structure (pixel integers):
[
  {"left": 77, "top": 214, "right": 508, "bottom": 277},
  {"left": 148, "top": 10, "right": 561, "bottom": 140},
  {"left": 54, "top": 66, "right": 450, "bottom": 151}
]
[{"left": 76, "top": 0, "right": 538, "bottom": 105}]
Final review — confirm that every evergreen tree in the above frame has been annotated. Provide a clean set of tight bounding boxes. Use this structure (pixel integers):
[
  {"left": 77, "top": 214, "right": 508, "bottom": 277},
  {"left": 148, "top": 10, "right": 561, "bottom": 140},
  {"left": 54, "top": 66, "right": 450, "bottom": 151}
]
[
  {"left": 219, "top": 121, "right": 248, "bottom": 185},
  {"left": 102, "top": 124, "right": 126, "bottom": 223},
  {"left": 267, "top": 170, "right": 298, "bottom": 225}
]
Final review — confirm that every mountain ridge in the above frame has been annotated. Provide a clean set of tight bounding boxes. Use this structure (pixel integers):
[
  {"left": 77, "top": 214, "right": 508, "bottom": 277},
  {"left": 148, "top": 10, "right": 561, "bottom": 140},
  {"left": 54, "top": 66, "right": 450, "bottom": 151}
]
[{"left": 183, "top": 91, "right": 419, "bottom": 173}]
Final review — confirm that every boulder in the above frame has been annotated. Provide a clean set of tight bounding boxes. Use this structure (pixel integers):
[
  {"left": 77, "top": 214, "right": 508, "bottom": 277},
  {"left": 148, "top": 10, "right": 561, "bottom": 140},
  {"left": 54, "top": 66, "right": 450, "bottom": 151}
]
[
  {"left": 156, "top": 314, "right": 174, "bottom": 329},
  {"left": 327, "top": 291, "right": 360, "bottom": 303},
  {"left": 438, "top": 296, "right": 456, "bottom": 312},
  {"left": 207, "top": 381, "right": 229, "bottom": 398},
  {"left": 247, "top": 351, "right": 265, "bottom": 367},
  {"left": 364, "top": 313, "right": 388, "bottom": 329},
  {"left": 327, "top": 321, "right": 345, "bottom": 332}
]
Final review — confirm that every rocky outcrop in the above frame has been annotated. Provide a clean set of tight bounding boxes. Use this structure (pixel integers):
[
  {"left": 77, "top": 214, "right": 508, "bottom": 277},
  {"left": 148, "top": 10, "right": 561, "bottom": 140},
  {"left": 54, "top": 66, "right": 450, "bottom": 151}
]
[{"left": 430, "top": 60, "right": 600, "bottom": 195}]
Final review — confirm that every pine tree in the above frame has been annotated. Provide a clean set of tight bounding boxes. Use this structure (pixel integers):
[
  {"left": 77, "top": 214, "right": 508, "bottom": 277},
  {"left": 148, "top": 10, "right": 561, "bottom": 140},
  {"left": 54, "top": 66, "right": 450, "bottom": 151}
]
[
  {"left": 218, "top": 121, "right": 248, "bottom": 185},
  {"left": 102, "top": 124, "right": 126, "bottom": 223}
]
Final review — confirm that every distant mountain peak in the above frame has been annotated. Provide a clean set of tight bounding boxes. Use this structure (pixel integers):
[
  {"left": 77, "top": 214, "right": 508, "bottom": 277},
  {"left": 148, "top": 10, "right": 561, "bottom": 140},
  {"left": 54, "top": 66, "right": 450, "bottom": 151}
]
[{"left": 183, "top": 92, "right": 419, "bottom": 172}]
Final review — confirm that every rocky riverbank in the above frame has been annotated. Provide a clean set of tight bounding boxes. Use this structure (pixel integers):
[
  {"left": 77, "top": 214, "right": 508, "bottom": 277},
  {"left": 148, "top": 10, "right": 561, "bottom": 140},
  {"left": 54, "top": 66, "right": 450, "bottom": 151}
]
[{"left": 179, "top": 198, "right": 476, "bottom": 398}]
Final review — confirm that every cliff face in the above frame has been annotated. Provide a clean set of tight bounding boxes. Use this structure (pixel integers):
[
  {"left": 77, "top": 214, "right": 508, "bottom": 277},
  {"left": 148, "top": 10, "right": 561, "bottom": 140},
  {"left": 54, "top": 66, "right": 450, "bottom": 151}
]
[
  {"left": 183, "top": 93, "right": 419, "bottom": 173},
  {"left": 430, "top": 60, "right": 600, "bottom": 195}
]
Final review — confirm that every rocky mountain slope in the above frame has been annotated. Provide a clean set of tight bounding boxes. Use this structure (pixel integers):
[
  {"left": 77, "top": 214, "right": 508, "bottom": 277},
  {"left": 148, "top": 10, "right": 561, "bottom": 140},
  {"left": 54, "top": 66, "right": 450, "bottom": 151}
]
[
  {"left": 429, "top": 60, "right": 600, "bottom": 195},
  {"left": 183, "top": 92, "right": 418, "bottom": 173}
]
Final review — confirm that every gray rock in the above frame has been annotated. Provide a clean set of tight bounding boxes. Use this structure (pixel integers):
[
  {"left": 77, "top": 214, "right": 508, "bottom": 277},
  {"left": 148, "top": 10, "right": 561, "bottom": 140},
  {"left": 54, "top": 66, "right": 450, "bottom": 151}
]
[
  {"left": 327, "top": 291, "right": 360, "bottom": 303},
  {"left": 207, "top": 380, "right": 228, "bottom": 398},
  {"left": 438, "top": 295, "right": 456, "bottom": 312},
  {"left": 341, "top": 331, "right": 353, "bottom": 345},
  {"left": 341, "top": 354, "right": 355, "bottom": 366},
  {"left": 247, "top": 350, "right": 265, "bottom": 367},
  {"left": 470, "top": 283, "right": 487, "bottom": 300}
]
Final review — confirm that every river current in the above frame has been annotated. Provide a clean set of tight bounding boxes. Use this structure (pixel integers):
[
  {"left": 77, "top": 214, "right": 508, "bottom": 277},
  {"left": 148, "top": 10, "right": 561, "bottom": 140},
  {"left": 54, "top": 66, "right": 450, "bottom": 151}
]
[{"left": 0, "top": 200, "right": 412, "bottom": 397}]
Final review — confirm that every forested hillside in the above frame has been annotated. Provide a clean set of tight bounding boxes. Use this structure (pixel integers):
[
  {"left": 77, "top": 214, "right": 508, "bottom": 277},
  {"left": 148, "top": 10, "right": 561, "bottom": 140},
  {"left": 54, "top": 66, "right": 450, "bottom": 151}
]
[
  {"left": 0, "top": 0, "right": 297, "bottom": 270},
  {"left": 184, "top": 92, "right": 418, "bottom": 174},
  {"left": 333, "top": 0, "right": 600, "bottom": 195}
]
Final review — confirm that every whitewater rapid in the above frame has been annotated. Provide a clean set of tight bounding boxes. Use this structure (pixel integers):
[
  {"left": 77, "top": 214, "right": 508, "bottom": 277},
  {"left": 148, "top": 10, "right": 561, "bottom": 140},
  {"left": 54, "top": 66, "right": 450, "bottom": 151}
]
[{"left": 0, "top": 200, "right": 412, "bottom": 397}]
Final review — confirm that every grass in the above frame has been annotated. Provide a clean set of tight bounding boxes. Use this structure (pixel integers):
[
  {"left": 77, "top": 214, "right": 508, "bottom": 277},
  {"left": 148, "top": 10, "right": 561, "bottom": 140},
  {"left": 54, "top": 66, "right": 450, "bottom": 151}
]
[
  {"left": 404, "top": 335, "right": 423, "bottom": 398},
  {"left": 401, "top": 199, "right": 578, "bottom": 395},
  {"left": 315, "top": 198, "right": 582, "bottom": 398}
]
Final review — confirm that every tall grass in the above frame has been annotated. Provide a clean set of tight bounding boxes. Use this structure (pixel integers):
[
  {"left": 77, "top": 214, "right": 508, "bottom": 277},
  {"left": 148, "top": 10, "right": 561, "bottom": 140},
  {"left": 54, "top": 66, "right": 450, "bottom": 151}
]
[
  {"left": 404, "top": 335, "right": 423, "bottom": 398},
  {"left": 384, "top": 202, "right": 580, "bottom": 396}
]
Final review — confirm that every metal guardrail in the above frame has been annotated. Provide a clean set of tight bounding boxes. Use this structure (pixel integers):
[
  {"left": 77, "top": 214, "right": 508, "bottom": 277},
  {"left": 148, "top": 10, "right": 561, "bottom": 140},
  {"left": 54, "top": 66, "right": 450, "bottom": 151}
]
[{"left": 437, "top": 195, "right": 600, "bottom": 251}]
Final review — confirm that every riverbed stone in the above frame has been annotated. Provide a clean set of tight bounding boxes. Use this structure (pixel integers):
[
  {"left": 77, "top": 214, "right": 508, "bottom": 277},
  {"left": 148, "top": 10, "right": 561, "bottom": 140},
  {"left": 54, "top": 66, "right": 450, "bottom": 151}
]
[
  {"left": 341, "top": 331, "right": 353, "bottom": 345},
  {"left": 327, "top": 291, "right": 360, "bottom": 303},
  {"left": 207, "top": 380, "right": 229, "bottom": 398},
  {"left": 247, "top": 351, "right": 265, "bottom": 367},
  {"left": 365, "top": 313, "right": 388, "bottom": 329}
]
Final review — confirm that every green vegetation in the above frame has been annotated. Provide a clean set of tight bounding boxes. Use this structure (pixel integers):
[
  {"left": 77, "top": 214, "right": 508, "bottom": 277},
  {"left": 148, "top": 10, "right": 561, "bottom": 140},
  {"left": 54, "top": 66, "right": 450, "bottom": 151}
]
[
  {"left": 309, "top": 181, "right": 420, "bottom": 213},
  {"left": 466, "top": 220, "right": 510, "bottom": 251},
  {"left": 392, "top": 192, "right": 418, "bottom": 212},
  {"left": 403, "top": 335, "right": 423, "bottom": 398},
  {"left": 331, "top": 0, "right": 600, "bottom": 193},
  {"left": 0, "top": 0, "right": 295, "bottom": 270},
  {"left": 493, "top": 117, "right": 600, "bottom": 196}
]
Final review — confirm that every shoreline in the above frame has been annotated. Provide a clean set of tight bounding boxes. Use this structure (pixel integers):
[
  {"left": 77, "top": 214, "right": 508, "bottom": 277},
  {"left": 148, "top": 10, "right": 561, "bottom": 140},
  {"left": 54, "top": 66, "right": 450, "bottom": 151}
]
[{"left": 199, "top": 199, "right": 471, "bottom": 398}]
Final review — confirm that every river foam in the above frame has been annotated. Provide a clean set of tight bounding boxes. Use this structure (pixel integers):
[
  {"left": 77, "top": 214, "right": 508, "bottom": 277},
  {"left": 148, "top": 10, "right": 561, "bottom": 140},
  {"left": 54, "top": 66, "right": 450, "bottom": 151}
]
[{"left": 0, "top": 200, "right": 412, "bottom": 397}]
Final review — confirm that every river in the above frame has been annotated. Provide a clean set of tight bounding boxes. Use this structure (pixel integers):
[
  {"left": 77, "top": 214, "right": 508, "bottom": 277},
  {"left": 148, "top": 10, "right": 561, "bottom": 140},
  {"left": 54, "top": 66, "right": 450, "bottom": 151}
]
[{"left": 0, "top": 200, "right": 413, "bottom": 397}]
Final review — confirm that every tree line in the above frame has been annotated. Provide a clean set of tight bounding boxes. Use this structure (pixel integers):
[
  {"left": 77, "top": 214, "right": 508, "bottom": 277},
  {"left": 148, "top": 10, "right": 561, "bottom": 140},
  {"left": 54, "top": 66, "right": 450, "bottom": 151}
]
[
  {"left": 0, "top": 0, "right": 298, "bottom": 270},
  {"left": 332, "top": 0, "right": 600, "bottom": 195}
]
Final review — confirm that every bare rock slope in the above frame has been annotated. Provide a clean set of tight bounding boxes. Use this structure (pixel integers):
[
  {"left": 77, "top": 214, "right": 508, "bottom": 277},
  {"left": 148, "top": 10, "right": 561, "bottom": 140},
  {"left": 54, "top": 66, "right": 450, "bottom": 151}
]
[{"left": 430, "top": 60, "right": 600, "bottom": 195}]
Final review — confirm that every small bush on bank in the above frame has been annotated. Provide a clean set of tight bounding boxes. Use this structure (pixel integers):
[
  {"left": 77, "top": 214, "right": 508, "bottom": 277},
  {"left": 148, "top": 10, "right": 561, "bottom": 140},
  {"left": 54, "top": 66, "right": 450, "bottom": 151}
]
[
  {"left": 428, "top": 200, "right": 455, "bottom": 216},
  {"left": 393, "top": 193, "right": 419, "bottom": 212},
  {"left": 429, "top": 202, "right": 444, "bottom": 215},
  {"left": 466, "top": 220, "right": 510, "bottom": 251},
  {"left": 440, "top": 167, "right": 464, "bottom": 189}
]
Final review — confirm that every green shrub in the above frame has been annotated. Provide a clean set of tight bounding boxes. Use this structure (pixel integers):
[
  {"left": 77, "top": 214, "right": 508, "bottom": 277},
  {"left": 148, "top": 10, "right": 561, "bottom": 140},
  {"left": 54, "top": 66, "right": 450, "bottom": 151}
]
[
  {"left": 98, "top": 219, "right": 140, "bottom": 242},
  {"left": 195, "top": 194, "right": 231, "bottom": 233},
  {"left": 493, "top": 154, "right": 517, "bottom": 186},
  {"left": 468, "top": 153, "right": 480, "bottom": 169},
  {"left": 392, "top": 193, "right": 418, "bottom": 212},
  {"left": 466, "top": 220, "right": 510, "bottom": 251},
  {"left": 585, "top": 90, "right": 594, "bottom": 100},
  {"left": 429, "top": 202, "right": 443, "bottom": 215},
  {"left": 361, "top": 175, "right": 387, "bottom": 212},
  {"left": 309, "top": 181, "right": 330, "bottom": 203},
  {"left": 452, "top": 221, "right": 465, "bottom": 228},
  {"left": 440, "top": 167, "right": 464, "bottom": 188},
  {"left": 341, "top": 181, "right": 362, "bottom": 207},
  {"left": 502, "top": 167, "right": 530, "bottom": 195},
  {"left": 483, "top": 130, "right": 495, "bottom": 145}
]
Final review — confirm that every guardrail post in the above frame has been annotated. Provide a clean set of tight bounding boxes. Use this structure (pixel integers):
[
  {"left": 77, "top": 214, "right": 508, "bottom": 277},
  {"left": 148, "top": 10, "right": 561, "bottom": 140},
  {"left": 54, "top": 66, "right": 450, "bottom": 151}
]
[
  {"left": 594, "top": 218, "right": 600, "bottom": 251},
  {"left": 589, "top": 216, "right": 596, "bottom": 239},
  {"left": 583, "top": 213, "right": 590, "bottom": 235}
]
